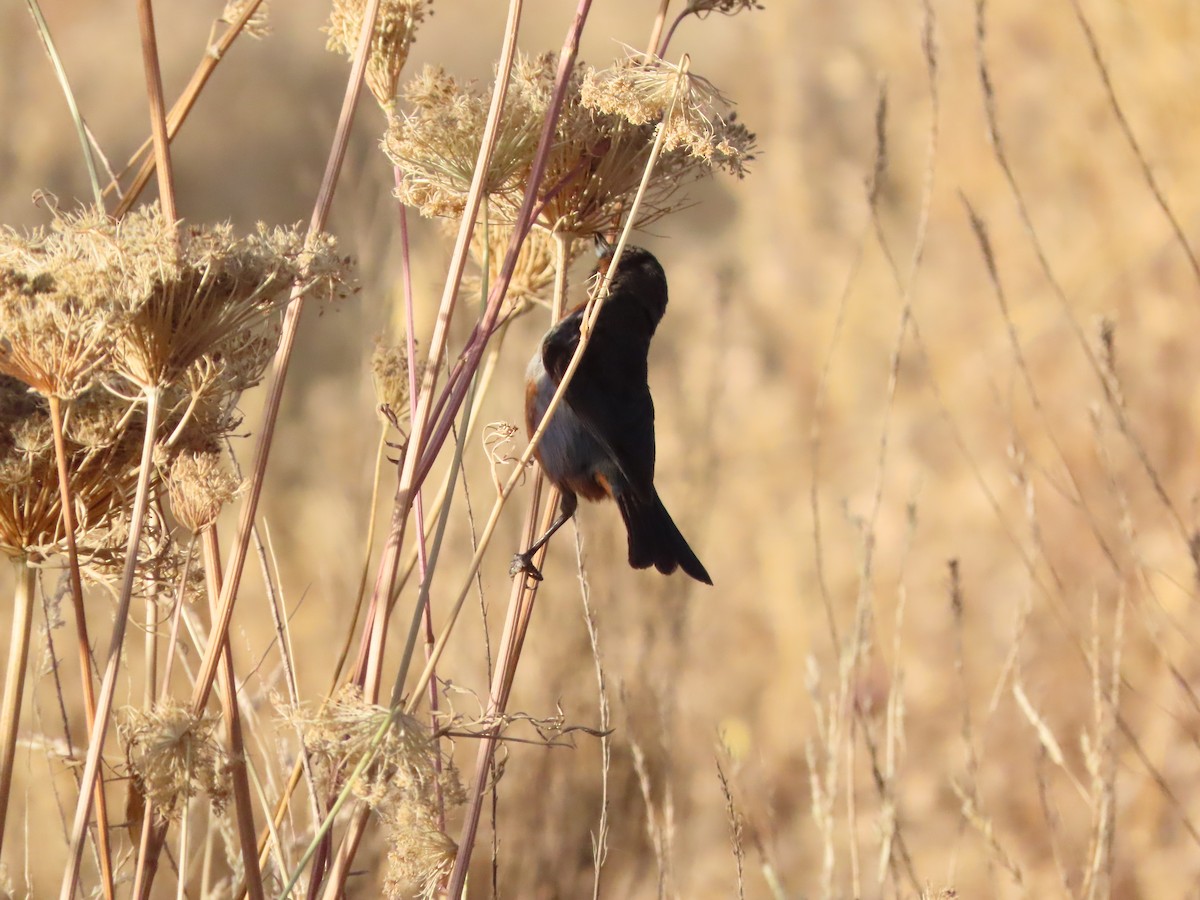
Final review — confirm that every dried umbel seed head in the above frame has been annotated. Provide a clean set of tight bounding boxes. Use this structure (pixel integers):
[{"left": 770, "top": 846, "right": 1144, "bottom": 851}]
[
  {"left": 581, "top": 55, "right": 757, "bottom": 177},
  {"left": 385, "top": 56, "right": 548, "bottom": 218},
  {"left": 466, "top": 223, "right": 567, "bottom": 313},
  {"left": 383, "top": 806, "right": 458, "bottom": 900},
  {"left": 0, "top": 214, "right": 122, "bottom": 400},
  {"left": 294, "top": 687, "right": 447, "bottom": 810},
  {"left": 120, "top": 701, "right": 229, "bottom": 820},
  {"left": 110, "top": 208, "right": 353, "bottom": 392},
  {"left": 168, "top": 451, "right": 241, "bottom": 533},
  {"left": 325, "top": 0, "right": 431, "bottom": 109},
  {"left": 371, "top": 340, "right": 410, "bottom": 416},
  {"left": 221, "top": 0, "right": 270, "bottom": 39}
]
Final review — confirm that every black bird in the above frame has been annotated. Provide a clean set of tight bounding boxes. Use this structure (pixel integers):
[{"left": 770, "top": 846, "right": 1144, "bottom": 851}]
[{"left": 512, "top": 243, "right": 712, "bottom": 585}]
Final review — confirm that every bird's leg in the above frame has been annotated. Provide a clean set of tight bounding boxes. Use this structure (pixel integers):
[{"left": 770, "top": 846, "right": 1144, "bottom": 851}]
[{"left": 510, "top": 491, "right": 578, "bottom": 581}]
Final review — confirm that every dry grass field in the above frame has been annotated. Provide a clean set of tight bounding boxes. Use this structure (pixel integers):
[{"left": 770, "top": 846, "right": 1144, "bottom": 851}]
[{"left": 3, "top": 0, "right": 1200, "bottom": 897}]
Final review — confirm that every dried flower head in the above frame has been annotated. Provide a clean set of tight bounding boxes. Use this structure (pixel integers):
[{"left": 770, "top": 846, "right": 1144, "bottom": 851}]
[
  {"left": 0, "top": 209, "right": 124, "bottom": 400},
  {"left": 0, "top": 376, "right": 142, "bottom": 560},
  {"left": 465, "top": 222, "right": 568, "bottom": 313},
  {"left": 581, "top": 55, "right": 757, "bottom": 177},
  {"left": 385, "top": 58, "right": 545, "bottom": 217},
  {"left": 120, "top": 701, "right": 229, "bottom": 820},
  {"left": 371, "top": 340, "right": 410, "bottom": 416},
  {"left": 220, "top": 0, "right": 270, "bottom": 39},
  {"left": 168, "top": 451, "right": 241, "bottom": 533},
  {"left": 108, "top": 208, "right": 350, "bottom": 392},
  {"left": 382, "top": 805, "right": 458, "bottom": 900},
  {"left": 325, "top": 0, "right": 430, "bottom": 109},
  {"left": 295, "top": 687, "right": 452, "bottom": 812}
]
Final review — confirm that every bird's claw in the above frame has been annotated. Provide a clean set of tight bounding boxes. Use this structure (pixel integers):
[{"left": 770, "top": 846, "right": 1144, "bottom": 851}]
[{"left": 509, "top": 552, "right": 544, "bottom": 582}]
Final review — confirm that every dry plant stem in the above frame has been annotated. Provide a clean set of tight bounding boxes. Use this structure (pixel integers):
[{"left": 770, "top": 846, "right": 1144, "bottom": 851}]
[
  {"left": 1066, "top": 0, "right": 1200, "bottom": 287},
  {"left": 24, "top": 0, "right": 104, "bottom": 207},
  {"left": 60, "top": 388, "right": 161, "bottom": 900},
  {"left": 444, "top": 229, "right": 573, "bottom": 895},
  {"left": 187, "top": 0, "right": 384, "bottom": 722},
  {"left": 175, "top": 798, "right": 189, "bottom": 900},
  {"left": 447, "top": 481, "right": 555, "bottom": 898},
  {"left": 47, "top": 395, "right": 115, "bottom": 898},
  {"left": 202, "top": 528, "right": 265, "bottom": 900},
  {"left": 646, "top": 0, "right": 671, "bottom": 58},
  {"left": 0, "top": 563, "right": 35, "bottom": 859},
  {"left": 135, "top": 0, "right": 177, "bottom": 223},
  {"left": 360, "top": 0, "right": 526, "bottom": 700},
  {"left": 113, "top": 0, "right": 266, "bottom": 217},
  {"left": 396, "top": 197, "right": 444, "bottom": 787},
  {"left": 325, "top": 2, "right": 597, "bottom": 888}
]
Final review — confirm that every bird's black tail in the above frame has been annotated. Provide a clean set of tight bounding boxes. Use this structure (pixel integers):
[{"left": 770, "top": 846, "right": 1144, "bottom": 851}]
[{"left": 616, "top": 490, "right": 712, "bottom": 585}]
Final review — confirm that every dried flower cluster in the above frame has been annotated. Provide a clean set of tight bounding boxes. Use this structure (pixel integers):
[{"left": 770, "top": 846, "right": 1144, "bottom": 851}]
[
  {"left": 0, "top": 204, "right": 353, "bottom": 559},
  {"left": 295, "top": 688, "right": 463, "bottom": 898},
  {"left": 0, "top": 376, "right": 142, "bottom": 559},
  {"left": 120, "top": 701, "right": 229, "bottom": 820},
  {"left": 220, "top": 0, "right": 271, "bottom": 40},
  {"left": 580, "top": 55, "right": 756, "bottom": 175},
  {"left": 325, "top": 0, "right": 432, "bottom": 109},
  {"left": 464, "top": 221, "right": 571, "bottom": 313},
  {"left": 168, "top": 451, "right": 241, "bottom": 533},
  {"left": 371, "top": 340, "right": 411, "bottom": 416},
  {"left": 384, "top": 59, "right": 548, "bottom": 218},
  {"left": 385, "top": 51, "right": 756, "bottom": 237}
]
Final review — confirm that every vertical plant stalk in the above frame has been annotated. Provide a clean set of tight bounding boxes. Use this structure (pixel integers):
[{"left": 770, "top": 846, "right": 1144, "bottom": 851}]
[
  {"left": 201, "top": 528, "right": 265, "bottom": 900},
  {"left": 646, "top": 0, "right": 671, "bottom": 58},
  {"left": 443, "top": 230, "right": 570, "bottom": 896},
  {"left": 394, "top": 196, "right": 450, "bottom": 831},
  {"left": 187, "top": 0, "right": 384, "bottom": 724},
  {"left": 47, "top": 395, "right": 115, "bottom": 899},
  {"left": 360, "top": 0, "right": 527, "bottom": 701},
  {"left": 135, "top": 0, "right": 177, "bottom": 222},
  {"left": 113, "top": 0, "right": 267, "bottom": 217},
  {"left": 60, "top": 387, "right": 160, "bottom": 900},
  {"left": 24, "top": 0, "right": 104, "bottom": 207},
  {"left": 0, "top": 562, "right": 35, "bottom": 859}
]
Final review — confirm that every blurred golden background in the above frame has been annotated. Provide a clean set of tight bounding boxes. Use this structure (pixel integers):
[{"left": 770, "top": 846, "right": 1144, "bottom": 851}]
[{"left": 3, "top": 0, "right": 1200, "bottom": 896}]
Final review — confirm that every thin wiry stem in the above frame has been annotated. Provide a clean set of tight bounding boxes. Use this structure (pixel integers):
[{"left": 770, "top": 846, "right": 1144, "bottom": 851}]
[
  {"left": 47, "top": 395, "right": 115, "bottom": 899},
  {"left": 202, "top": 528, "right": 264, "bottom": 900},
  {"left": 24, "top": 0, "right": 104, "bottom": 208},
  {"left": 60, "top": 386, "right": 161, "bottom": 900},
  {"left": 360, "top": 0, "right": 527, "bottom": 701},
  {"left": 135, "top": 0, "right": 177, "bottom": 223},
  {"left": 186, "top": 0, "right": 381, "bottom": 728},
  {"left": 0, "top": 562, "right": 35, "bottom": 860},
  {"left": 113, "top": 0, "right": 267, "bottom": 216}
]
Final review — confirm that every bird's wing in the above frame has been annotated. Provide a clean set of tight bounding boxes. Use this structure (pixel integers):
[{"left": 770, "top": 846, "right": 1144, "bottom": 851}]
[{"left": 541, "top": 301, "right": 657, "bottom": 500}]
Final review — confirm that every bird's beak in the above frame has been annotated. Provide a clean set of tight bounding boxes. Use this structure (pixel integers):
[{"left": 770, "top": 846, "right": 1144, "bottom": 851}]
[{"left": 592, "top": 232, "right": 614, "bottom": 257}]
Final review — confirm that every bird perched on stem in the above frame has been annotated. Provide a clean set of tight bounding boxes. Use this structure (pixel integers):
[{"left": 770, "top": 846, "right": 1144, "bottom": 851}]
[{"left": 512, "top": 239, "right": 712, "bottom": 585}]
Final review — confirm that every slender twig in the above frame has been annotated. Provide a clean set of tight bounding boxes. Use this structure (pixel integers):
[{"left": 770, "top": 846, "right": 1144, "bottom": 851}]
[
  {"left": 24, "top": 0, "right": 104, "bottom": 207},
  {"left": 47, "top": 395, "right": 114, "bottom": 899},
  {"left": 359, "top": 0, "right": 527, "bottom": 701},
  {"left": 135, "top": 0, "right": 177, "bottom": 222},
  {"left": 1065, "top": 0, "right": 1200, "bottom": 287},
  {"left": 201, "top": 528, "right": 264, "bottom": 900},
  {"left": 60, "top": 387, "right": 161, "bottom": 900},
  {"left": 0, "top": 562, "right": 35, "bottom": 859},
  {"left": 646, "top": 0, "right": 671, "bottom": 58},
  {"left": 113, "top": 0, "right": 267, "bottom": 217}
]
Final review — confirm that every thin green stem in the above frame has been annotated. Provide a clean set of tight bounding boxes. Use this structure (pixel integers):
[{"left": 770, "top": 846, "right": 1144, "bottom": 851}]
[{"left": 24, "top": 0, "right": 104, "bottom": 207}]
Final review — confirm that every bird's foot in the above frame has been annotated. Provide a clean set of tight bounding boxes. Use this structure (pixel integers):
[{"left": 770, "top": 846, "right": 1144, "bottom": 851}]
[{"left": 509, "top": 552, "right": 544, "bottom": 582}]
